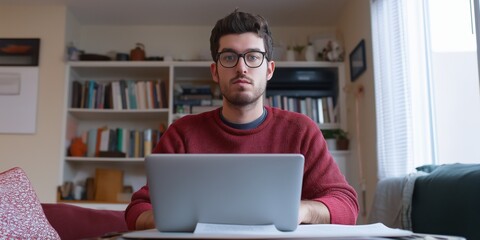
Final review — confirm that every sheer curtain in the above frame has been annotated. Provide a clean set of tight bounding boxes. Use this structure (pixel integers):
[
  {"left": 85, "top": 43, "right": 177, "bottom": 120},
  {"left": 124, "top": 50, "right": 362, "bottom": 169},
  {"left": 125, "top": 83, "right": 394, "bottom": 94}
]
[{"left": 371, "top": 0, "right": 436, "bottom": 179}]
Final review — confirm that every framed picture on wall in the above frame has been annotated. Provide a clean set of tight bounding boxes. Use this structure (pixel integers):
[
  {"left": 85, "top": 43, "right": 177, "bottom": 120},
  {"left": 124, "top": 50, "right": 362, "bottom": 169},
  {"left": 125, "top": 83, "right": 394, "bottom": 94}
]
[
  {"left": 349, "top": 39, "right": 366, "bottom": 82},
  {"left": 0, "top": 38, "right": 40, "bottom": 66}
]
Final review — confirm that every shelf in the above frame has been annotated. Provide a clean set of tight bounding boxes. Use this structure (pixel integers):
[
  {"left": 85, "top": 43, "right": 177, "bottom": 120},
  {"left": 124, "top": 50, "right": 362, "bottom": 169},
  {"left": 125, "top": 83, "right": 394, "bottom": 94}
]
[
  {"left": 58, "top": 199, "right": 129, "bottom": 204},
  {"left": 330, "top": 150, "right": 351, "bottom": 155},
  {"left": 274, "top": 61, "right": 344, "bottom": 68},
  {"left": 68, "top": 60, "right": 340, "bottom": 68},
  {"left": 318, "top": 123, "right": 342, "bottom": 129},
  {"left": 68, "top": 108, "right": 169, "bottom": 121},
  {"left": 57, "top": 200, "right": 129, "bottom": 211},
  {"left": 68, "top": 61, "right": 171, "bottom": 79},
  {"left": 66, "top": 157, "right": 144, "bottom": 163}
]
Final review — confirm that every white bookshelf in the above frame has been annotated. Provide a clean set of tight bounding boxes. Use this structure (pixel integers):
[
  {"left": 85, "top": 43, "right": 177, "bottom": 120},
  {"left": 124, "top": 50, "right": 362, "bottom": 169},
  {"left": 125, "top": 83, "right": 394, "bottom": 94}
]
[{"left": 60, "top": 60, "right": 349, "bottom": 209}]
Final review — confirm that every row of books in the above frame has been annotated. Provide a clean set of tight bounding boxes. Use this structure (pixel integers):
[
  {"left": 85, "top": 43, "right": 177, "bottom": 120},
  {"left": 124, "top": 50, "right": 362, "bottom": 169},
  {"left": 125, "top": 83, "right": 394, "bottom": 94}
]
[
  {"left": 80, "top": 126, "right": 164, "bottom": 158},
  {"left": 266, "top": 96, "right": 338, "bottom": 124},
  {"left": 174, "top": 83, "right": 221, "bottom": 114},
  {"left": 71, "top": 79, "right": 168, "bottom": 110},
  {"left": 174, "top": 99, "right": 223, "bottom": 114}
]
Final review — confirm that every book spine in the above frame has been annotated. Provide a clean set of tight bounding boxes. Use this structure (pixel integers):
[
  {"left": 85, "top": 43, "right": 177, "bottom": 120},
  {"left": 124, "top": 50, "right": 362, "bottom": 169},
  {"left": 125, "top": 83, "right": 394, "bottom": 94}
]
[
  {"left": 86, "top": 129, "right": 97, "bottom": 157},
  {"left": 144, "top": 128, "right": 152, "bottom": 156}
]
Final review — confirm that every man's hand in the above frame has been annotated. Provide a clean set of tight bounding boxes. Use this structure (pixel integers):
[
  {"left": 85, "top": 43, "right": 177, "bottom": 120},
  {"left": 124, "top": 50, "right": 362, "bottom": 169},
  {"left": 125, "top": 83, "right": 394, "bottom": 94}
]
[
  {"left": 298, "top": 200, "right": 331, "bottom": 224},
  {"left": 135, "top": 210, "right": 156, "bottom": 230}
]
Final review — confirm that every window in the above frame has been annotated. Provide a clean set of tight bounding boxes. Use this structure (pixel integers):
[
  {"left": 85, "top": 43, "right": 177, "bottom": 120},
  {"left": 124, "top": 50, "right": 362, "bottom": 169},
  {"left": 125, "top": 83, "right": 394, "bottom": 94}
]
[{"left": 371, "top": 0, "right": 480, "bottom": 179}]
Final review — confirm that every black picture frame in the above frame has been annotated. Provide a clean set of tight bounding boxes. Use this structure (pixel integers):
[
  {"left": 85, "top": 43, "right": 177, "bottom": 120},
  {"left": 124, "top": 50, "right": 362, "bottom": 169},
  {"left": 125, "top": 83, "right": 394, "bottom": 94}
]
[
  {"left": 349, "top": 39, "right": 366, "bottom": 82},
  {"left": 0, "top": 38, "right": 40, "bottom": 66}
]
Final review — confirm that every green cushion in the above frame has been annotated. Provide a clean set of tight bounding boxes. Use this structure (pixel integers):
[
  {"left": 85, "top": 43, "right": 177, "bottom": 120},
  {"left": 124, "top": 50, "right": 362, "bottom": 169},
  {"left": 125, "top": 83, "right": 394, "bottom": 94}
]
[{"left": 412, "top": 163, "right": 480, "bottom": 239}]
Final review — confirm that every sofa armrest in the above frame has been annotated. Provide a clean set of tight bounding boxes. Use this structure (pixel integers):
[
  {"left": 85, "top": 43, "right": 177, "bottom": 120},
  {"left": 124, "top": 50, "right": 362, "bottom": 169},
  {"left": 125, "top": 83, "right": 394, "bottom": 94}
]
[
  {"left": 41, "top": 203, "right": 128, "bottom": 240},
  {"left": 412, "top": 163, "right": 480, "bottom": 240}
]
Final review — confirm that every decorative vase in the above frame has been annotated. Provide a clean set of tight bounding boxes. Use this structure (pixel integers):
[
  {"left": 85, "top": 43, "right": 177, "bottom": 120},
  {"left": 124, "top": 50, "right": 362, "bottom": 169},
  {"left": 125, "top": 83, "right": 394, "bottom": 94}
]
[
  {"left": 130, "top": 43, "right": 146, "bottom": 61},
  {"left": 336, "top": 139, "right": 349, "bottom": 150},
  {"left": 326, "top": 139, "right": 337, "bottom": 150},
  {"left": 305, "top": 44, "right": 316, "bottom": 62},
  {"left": 286, "top": 49, "right": 295, "bottom": 61}
]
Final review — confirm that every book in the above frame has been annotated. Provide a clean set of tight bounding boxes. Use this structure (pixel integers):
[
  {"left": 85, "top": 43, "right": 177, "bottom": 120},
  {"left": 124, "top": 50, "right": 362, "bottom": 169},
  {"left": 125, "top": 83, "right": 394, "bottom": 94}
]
[
  {"left": 94, "top": 168, "right": 124, "bottom": 202},
  {"left": 95, "top": 126, "right": 107, "bottom": 157},
  {"left": 108, "top": 129, "right": 117, "bottom": 152},
  {"left": 127, "top": 80, "right": 137, "bottom": 109},
  {"left": 159, "top": 80, "right": 168, "bottom": 108},
  {"left": 119, "top": 80, "right": 128, "bottom": 110},
  {"left": 181, "top": 84, "right": 212, "bottom": 95},
  {"left": 317, "top": 98, "right": 324, "bottom": 124},
  {"left": 144, "top": 128, "right": 152, "bottom": 156},
  {"left": 116, "top": 128, "right": 123, "bottom": 153},
  {"left": 86, "top": 128, "right": 97, "bottom": 157},
  {"left": 136, "top": 81, "right": 146, "bottom": 109},
  {"left": 103, "top": 82, "right": 112, "bottom": 109},
  {"left": 88, "top": 80, "right": 96, "bottom": 109},
  {"left": 134, "top": 130, "right": 140, "bottom": 158},
  {"left": 145, "top": 80, "right": 153, "bottom": 109},
  {"left": 81, "top": 81, "right": 89, "bottom": 108},
  {"left": 322, "top": 98, "right": 330, "bottom": 123},
  {"left": 191, "top": 105, "right": 220, "bottom": 114},
  {"left": 71, "top": 80, "right": 82, "bottom": 108},
  {"left": 327, "top": 97, "right": 336, "bottom": 123},
  {"left": 99, "top": 127, "right": 110, "bottom": 152},
  {"left": 96, "top": 82, "right": 105, "bottom": 109},
  {"left": 155, "top": 80, "right": 162, "bottom": 108}
]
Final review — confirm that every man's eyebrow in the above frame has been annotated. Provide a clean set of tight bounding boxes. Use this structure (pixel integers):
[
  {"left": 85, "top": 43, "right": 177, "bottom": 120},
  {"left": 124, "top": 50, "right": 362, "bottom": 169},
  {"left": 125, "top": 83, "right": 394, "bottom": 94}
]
[{"left": 219, "top": 48, "right": 263, "bottom": 53}]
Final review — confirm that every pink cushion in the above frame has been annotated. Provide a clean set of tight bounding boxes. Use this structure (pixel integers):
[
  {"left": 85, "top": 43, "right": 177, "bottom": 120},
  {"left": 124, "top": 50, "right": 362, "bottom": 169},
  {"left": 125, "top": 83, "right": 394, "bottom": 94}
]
[
  {"left": 0, "top": 167, "right": 60, "bottom": 239},
  {"left": 42, "top": 203, "right": 128, "bottom": 240}
]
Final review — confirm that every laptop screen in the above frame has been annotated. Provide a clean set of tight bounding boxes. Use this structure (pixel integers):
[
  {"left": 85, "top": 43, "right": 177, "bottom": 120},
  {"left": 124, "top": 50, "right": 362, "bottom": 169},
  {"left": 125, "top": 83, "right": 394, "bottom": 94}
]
[{"left": 145, "top": 153, "right": 304, "bottom": 232}]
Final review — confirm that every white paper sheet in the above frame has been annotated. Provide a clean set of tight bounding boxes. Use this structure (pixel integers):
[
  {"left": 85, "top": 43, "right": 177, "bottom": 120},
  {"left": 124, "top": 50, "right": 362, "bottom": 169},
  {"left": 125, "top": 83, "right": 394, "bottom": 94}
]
[
  {"left": 194, "top": 222, "right": 412, "bottom": 237},
  {"left": 123, "top": 223, "right": 413, "bottom": 239}
]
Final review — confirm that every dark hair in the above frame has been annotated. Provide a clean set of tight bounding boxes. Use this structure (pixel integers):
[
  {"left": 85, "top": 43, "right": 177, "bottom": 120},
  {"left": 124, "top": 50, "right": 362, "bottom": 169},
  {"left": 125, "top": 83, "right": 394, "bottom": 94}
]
[{"left": 210, "top": 10, "right": 273, "bottom": 62}]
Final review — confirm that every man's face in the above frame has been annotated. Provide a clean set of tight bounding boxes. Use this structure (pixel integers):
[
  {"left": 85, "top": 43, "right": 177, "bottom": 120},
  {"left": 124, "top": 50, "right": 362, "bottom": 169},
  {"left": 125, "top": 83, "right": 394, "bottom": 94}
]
[{"left": 210, "top": 32, "right": 275, "bottom": 107}]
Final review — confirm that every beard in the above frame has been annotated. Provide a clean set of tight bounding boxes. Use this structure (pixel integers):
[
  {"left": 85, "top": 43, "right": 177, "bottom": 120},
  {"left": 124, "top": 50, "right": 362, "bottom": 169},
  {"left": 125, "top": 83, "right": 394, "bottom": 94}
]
[{"left": 218, "top": 73, "right": 266, "bottom": 107}]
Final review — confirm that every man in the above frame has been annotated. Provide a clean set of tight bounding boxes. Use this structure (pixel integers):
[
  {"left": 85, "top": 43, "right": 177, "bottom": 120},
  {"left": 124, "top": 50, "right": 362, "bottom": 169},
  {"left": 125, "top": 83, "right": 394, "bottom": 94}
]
[{"left": 125, "top": 10, "right": 358, "bottom": 230}]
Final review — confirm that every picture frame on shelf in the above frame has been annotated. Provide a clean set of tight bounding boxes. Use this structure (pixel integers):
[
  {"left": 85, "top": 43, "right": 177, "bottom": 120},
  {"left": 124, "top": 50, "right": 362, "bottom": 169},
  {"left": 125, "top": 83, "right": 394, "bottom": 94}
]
[
  {"left": 0, "top": 38, "right": 40, "bottom": 66},
  {"left": 349, "top": 39, "right": 366, "bottom": 82}
]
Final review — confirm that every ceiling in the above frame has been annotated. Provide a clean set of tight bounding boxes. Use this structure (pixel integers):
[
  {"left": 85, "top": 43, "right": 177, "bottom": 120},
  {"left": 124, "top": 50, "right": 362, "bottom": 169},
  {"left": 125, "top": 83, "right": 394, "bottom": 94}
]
[{"left": 1, "top": 0, "right": 348, "bottom": 26}]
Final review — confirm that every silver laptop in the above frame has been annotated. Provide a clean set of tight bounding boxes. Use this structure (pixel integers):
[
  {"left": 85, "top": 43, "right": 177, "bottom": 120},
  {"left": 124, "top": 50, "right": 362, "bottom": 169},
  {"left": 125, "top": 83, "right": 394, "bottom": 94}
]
[{"left": 145, "top": 153, "right": 304, "bottom": 232}]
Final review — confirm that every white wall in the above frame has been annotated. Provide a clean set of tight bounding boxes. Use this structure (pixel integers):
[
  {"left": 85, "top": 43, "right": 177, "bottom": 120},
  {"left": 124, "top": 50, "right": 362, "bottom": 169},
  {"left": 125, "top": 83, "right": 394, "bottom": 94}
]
[
  {"left": 77, "top": 25, "right": 336, "bottom": 61},
  {"left": 337, "top": 0, "right": 375, "bottom": 224},
  {"left": 0, "top": 5, "right": 67, "bottom": 202}
]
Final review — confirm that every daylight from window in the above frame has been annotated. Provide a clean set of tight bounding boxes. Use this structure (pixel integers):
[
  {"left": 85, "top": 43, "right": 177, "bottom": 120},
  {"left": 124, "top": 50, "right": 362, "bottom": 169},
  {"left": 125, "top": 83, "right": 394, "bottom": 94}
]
[
  {"left": 427, "top": 0, "right": 480, "bottom": 164},
  {"left": 372, "top": 0, "right": 480, "bottom": 179}
]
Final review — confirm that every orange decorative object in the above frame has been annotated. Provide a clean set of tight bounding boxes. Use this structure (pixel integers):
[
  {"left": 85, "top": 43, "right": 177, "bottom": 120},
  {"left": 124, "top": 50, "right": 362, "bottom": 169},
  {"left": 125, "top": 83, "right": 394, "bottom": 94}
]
[
  {"left": 130, "top": 43, "right": 146, "bottom": 61},
  {"left": 69, "top": 137, "right": 87, "bottom": 157}
]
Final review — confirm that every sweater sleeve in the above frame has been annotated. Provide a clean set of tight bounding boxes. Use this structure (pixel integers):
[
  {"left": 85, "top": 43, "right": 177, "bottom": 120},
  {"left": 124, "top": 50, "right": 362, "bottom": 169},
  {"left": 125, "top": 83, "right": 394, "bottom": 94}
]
[
  {"left": 301, "top": 122, "right": 359, "bottom": 224},
  {"left": 124, "top": 185, "right": 152, "bottom": 230}
]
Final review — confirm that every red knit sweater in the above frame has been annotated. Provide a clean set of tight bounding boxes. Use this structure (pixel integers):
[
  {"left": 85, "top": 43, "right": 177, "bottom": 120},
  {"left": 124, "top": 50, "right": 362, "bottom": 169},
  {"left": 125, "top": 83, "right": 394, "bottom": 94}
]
[{"left": 125, "top": 106, "right": 358, "bottom": 229}]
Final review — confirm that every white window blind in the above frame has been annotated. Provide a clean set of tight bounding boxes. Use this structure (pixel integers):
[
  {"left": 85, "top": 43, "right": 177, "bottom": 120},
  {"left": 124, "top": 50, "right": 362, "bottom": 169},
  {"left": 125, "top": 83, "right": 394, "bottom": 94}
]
[{"left": 371, "top": 0, "right": 435, "bottom": 179}]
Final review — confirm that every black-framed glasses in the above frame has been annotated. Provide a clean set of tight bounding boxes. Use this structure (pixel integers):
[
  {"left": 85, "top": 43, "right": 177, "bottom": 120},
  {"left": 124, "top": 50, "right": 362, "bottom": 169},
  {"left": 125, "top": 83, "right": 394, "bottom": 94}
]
[{"left": 216, "top": 50, "right": 267, "bottom": 68}]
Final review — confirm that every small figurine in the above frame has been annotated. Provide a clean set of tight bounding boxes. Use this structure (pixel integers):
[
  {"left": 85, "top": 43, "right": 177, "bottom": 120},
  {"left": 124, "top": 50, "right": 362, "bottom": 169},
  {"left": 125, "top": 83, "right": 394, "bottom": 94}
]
[{"left": 325, "top": 40, "right": 344, "bottom": 62}]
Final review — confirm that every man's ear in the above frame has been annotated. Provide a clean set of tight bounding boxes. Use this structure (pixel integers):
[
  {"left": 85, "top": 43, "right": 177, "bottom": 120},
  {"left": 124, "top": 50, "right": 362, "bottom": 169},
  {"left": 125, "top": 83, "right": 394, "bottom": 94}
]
[
  {"left": 210, "top": 63, "right": 219, "bottom": 83},
  {"left": 266, "top": 60, "right": 275, "bottom": 81}
]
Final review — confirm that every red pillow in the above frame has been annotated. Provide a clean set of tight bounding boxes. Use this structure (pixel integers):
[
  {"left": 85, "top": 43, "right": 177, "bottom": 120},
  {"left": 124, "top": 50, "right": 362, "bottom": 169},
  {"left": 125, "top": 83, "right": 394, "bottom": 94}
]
[
  {"left": 42, "top": 203, "right": 128, "bottom": 239},
  {"left": 0, "top": 167, "right": 60, "bottom": 239}
]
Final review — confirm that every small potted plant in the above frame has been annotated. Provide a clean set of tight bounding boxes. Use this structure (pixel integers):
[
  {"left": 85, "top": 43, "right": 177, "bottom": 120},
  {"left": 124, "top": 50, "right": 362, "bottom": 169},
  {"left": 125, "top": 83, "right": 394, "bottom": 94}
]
[
  {"left": 321, "top": 129, "right": 337, "bottom": 150},
  {"left": 335, "top": 129, "right": 349, "bottom": 150}
]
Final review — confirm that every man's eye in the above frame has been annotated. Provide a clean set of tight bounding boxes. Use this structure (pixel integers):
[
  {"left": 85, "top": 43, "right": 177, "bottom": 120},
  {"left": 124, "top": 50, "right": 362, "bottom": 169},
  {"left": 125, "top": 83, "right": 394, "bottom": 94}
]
[
  {"left": 246, "top": 54, "right": 260, "bottom": 61},
  {"left": 222, "top": 54, "right": 236, "bottom": 62}
]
